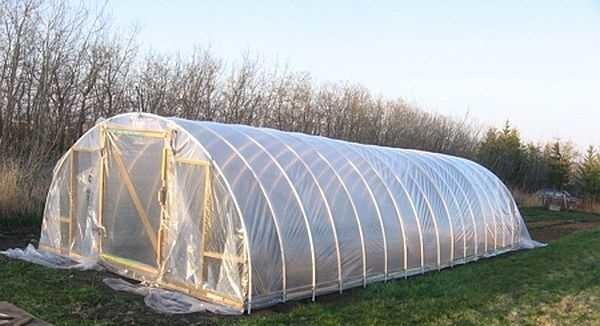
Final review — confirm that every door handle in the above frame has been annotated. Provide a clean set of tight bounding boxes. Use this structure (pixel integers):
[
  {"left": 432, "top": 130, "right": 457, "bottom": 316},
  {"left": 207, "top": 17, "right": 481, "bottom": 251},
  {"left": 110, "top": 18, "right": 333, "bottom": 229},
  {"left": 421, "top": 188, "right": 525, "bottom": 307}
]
[{"left": 158, "top": 186, "right": 167, "bottom": 206}]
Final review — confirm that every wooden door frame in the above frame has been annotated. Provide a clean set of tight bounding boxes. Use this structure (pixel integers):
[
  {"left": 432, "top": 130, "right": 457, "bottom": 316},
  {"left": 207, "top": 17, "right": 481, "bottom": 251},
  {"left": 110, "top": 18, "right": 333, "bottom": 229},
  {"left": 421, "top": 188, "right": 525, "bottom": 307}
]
[
  {"left": 163, "top": 156, "right": 245, "bottom": 308},
  {"left": 97, "top": 125, "right": 245, "bottom": 309},
  {"left": 98, "top": 125, "right": 168, "bottom": 276}
]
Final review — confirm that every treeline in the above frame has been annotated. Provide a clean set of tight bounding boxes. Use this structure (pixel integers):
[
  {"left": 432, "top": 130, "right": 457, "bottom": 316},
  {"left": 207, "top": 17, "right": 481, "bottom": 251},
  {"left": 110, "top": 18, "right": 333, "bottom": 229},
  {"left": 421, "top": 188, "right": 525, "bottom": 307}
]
[
  {"left": 0, "top": 0, "right": 596, "bottom": 217},
  {"left": 477, "top": 122, "right": 600, "bottom": 204},
  {"left": 0, "top": 0, "right": 480, "bottom": 166}
]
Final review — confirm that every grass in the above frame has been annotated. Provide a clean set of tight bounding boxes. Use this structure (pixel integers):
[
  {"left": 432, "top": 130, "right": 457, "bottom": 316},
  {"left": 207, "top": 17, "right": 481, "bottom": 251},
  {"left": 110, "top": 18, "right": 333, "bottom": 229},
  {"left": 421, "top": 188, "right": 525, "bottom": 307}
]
[
  {"left": 2, "top": 209, "right": 600, "bottom": 325},
  {"left": 0, "top": 258, "right": 151, "bottom": 325},
  {"left": 520, "top": 206, "right": 600, "bottom": 223},
  {"left": 245, "top": 224, "right": 600, "bottom": 325}
]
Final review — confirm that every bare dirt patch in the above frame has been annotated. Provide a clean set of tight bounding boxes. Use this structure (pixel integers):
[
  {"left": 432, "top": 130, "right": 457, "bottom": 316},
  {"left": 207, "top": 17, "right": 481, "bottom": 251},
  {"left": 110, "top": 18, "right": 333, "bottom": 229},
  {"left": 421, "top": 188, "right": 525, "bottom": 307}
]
[{"left": 527, "top": 220, "right": 600, "bottom": 242}]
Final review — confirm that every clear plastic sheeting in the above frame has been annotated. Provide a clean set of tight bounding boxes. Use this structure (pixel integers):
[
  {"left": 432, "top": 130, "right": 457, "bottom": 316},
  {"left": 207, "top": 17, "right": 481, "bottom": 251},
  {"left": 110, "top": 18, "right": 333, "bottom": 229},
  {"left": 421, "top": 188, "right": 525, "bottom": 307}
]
[
  {"left": 103, "top": 278, "right": 242, "bottom": 315},
  {"left": 1, "top": 244, "right": 100, "bottom": 271},
  {"left": 519, "top": 239, "right": 547, "bottom": 249},
  {"left": 1, "top": 245, "right": 238, "bottom": 314},
  {"left": 39, "top": 112, "right": 543, "bottom": 313}
]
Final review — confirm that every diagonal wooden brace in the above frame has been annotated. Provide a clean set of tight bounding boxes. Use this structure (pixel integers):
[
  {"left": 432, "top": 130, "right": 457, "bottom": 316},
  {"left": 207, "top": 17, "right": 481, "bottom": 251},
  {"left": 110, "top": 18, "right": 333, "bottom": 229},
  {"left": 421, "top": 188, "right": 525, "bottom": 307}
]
[{"left": 110, "top": 143, "right": 158, "bottom": 252}]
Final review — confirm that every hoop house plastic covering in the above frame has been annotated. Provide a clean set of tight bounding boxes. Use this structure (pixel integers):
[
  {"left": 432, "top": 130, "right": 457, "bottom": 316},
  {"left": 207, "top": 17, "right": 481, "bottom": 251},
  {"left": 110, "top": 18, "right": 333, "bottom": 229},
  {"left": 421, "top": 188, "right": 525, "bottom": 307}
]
[{"left": 39, "top": 113, "right": 539, "bottom": 312}]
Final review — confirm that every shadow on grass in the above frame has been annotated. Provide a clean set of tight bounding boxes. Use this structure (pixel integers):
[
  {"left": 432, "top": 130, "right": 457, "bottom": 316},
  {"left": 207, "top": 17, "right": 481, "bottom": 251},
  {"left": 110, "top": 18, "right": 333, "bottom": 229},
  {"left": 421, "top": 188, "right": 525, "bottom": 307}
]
[
  {"left": 0, "top": 214, "right": 41, "bottom": 250},
  {"left": 0, "top": 214, "right": 41, "bottom": 234}
]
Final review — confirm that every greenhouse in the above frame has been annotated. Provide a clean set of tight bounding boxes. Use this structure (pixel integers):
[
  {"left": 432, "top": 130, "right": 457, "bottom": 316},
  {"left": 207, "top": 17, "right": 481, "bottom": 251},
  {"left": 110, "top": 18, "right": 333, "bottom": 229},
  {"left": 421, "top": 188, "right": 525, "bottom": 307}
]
[{"left": 39, "top": 112, "right": 538, "bottom": 312}]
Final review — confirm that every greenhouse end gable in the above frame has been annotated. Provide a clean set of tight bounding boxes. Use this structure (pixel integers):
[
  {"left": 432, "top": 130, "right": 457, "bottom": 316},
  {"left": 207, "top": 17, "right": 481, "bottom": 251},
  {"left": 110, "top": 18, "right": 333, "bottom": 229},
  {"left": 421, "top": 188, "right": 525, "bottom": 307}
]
[{"left": 39, "top": 112, "right": 541, "bottom": 312}]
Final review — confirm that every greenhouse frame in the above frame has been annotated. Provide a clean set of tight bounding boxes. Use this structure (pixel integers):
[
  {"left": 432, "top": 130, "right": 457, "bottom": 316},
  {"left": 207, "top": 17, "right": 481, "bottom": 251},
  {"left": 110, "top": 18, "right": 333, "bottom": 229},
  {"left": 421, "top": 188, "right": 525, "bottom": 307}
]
[{"left": 39, "top": 113, "right": 538, "bottom": 312}]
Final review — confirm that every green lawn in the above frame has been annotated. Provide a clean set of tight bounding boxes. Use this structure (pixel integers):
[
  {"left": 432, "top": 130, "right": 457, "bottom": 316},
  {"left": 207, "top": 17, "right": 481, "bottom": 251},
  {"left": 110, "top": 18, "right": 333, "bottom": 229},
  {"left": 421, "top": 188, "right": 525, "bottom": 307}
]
[
  {"left": 520, "top": 206, "right": 600, "bottom": 223},
  {"left": 2, "top": 208, "right": 600, "bottom": 325}
]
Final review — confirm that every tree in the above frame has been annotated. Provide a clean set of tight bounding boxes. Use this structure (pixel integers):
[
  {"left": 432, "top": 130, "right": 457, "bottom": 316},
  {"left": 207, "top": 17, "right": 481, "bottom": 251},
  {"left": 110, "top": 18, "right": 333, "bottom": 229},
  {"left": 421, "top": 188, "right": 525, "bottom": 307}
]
[
  {"left": 546, "top": 141, "right": 576, "bottom": 190},
  {"left": 477, "top": 121, "right": 524, "bottom": 187},
  {"left": 576, "top": 145, "right": 600, "bottom": 201},
  {"left": 519, "top": 142, "right": 551, "bottom": 191}
]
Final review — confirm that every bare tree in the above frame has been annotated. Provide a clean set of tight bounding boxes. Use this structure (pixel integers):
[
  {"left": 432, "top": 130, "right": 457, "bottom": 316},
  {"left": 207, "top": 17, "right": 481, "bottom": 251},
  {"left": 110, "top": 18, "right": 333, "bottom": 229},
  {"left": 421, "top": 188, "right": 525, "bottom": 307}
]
[{"left": 0, "top": 0, "right": 489, "bottom": 218}]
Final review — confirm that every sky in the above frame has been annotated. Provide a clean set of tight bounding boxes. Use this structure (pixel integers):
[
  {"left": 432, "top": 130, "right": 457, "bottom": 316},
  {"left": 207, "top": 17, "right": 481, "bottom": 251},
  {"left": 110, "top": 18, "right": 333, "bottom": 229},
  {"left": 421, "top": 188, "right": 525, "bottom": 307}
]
[{"left": 103, "top": 0, "right": 599, "bottom": 148}]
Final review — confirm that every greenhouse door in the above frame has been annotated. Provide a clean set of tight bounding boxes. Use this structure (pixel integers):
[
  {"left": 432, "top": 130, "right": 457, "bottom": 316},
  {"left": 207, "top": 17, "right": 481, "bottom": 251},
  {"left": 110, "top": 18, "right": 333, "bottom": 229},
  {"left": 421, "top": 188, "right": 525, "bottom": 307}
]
[
  {"left": 166, "top": 158, "right": 246, "bottom": 309},
  {"left": 163, "top": 158, "right": 211, "bottom": 284},
  {"left": 100, "top": 126, "right": 169, "bottom": 276}
]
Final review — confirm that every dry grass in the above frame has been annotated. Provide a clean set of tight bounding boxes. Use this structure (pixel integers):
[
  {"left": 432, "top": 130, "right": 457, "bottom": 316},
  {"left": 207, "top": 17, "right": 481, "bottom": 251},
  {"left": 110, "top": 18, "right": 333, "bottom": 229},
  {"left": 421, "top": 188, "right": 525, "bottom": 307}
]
[
  {"left": 512, "top": 188, "right": 542, "bottom": 207},
  {"left": 576, "top": 200, "right": 600, "bottom": 215},
  {"left": 0, "top": 160, "right": 20, "bottom": 216},
  {"left": 512, "top": 188, "right": 600, "bottom": 216},
  {"left": 0, "top": 159, "right": 49, "bottom": 222}
]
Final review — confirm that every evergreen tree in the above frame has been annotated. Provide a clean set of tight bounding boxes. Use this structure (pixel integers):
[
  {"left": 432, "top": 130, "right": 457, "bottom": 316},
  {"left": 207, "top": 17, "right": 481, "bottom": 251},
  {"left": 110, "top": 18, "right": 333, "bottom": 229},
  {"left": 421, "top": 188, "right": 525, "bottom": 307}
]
[
  {"left": 546, "top": 141, "right": 575, "bottom": 190},
  {"left": 477, "top": 121, "right": 524, "bottom": 187},
  {"left": 576, "top": 145, "right": 600, "bottom": 200},
  {"left": 520, "top": 142, "right": 551, "bottom": 191}
]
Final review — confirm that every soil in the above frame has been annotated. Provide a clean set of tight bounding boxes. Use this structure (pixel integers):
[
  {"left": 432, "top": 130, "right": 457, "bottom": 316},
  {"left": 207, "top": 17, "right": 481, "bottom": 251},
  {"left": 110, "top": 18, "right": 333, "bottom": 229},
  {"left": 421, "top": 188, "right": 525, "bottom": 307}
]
[{"left": 527, "top": 220, "right": 600, "bottom": 242}]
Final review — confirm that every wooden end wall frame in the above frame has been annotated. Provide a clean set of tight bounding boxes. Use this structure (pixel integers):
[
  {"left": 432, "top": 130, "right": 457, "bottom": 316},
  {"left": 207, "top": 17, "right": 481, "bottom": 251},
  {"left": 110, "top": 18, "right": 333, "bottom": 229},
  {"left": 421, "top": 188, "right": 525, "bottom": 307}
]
[
  {"left": 98, "top": 125, "right": 244, "bottom": 308},
  {"left": 49, "top": 124, "right": 247, "bottom": 309}
]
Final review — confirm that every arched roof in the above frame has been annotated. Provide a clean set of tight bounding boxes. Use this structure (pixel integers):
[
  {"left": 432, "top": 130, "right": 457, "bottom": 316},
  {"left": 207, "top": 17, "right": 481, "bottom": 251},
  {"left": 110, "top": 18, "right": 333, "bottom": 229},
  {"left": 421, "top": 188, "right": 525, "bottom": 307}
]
[{"left": 49, "top": 112, "right": 535, "bottom": 310}]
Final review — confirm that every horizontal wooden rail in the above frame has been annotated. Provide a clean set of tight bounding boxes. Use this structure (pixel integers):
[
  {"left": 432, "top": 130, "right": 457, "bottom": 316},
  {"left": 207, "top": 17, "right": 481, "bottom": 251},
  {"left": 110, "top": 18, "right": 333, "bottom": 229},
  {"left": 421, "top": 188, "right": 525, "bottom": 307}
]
[{"left": 203, "top": 251, "right": 245, "bottom": 264}]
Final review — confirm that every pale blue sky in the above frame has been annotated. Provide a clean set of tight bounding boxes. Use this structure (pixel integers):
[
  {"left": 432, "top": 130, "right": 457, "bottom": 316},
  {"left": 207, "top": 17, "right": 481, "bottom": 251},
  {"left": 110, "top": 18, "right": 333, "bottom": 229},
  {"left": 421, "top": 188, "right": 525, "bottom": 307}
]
[{"left": 104, "top": 0, "right": 599, "bottom": 148}]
